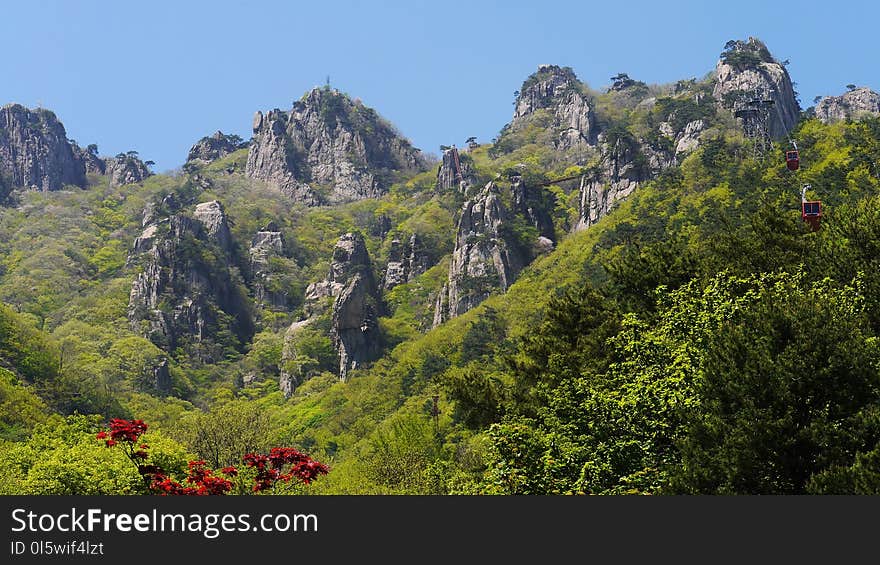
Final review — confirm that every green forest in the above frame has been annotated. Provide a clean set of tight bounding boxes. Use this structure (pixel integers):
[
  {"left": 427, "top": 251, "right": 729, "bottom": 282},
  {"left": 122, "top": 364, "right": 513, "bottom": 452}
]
[{"left": 2, "top": 38, "right": 880, "bottom": 495}]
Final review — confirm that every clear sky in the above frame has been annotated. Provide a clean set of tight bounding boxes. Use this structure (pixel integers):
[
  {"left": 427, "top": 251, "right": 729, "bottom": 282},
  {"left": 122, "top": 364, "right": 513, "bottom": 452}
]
[{"left": 2, "top": 0, "right": 877, "bottom": 172}]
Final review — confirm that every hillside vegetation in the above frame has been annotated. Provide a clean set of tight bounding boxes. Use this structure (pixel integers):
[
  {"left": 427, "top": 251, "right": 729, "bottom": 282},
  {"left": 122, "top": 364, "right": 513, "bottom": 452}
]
[{"left": 2, "top": 40, "right": 880, "bottom": 494}]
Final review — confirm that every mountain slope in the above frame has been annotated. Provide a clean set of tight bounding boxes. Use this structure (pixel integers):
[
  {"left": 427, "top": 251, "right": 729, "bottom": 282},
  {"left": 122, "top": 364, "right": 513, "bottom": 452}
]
[{"left": 1, "top": 37, "right": 880, "bottom": 495}]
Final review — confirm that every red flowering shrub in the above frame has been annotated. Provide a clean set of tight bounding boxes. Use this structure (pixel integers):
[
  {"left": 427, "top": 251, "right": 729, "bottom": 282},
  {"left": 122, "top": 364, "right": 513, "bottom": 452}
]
[
  {"left": 150, "top": 461, "right": 235, "bottom": 496},
  {"left": 244, "top": 447, "right": 330, "bottom": 492},
  {"left": 96, "top": 418, "right": 328, "bottom": 495}
]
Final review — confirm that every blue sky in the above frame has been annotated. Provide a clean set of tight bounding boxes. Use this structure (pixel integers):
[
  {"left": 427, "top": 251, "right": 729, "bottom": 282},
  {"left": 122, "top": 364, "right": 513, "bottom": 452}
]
[{"left": 2, "top": 0, "right": 877, "bottom": 172}]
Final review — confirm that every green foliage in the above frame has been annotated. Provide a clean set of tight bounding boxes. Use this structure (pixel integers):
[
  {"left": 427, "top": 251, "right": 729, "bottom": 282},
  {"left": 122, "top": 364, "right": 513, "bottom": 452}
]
[
  {"left": 172, "top": 399, "right": 271, "bottom": 468},
  {"left": 280, "top": 325, "right": 336, "bottom": 386},
  {"left": 720, "top": 38, "right": 775, "bottom": 69},
  {"left": 0, "top": 414, "right": 190, "bottom": 495},
  {"left": 0, "top": 303, "right": 59, "bottom": 384},
  {"left": 670, "top": 274, "right": 880, "bottom": 494},
  {"left": 0, "top": 368, "right": 48, "bottom": 441}
]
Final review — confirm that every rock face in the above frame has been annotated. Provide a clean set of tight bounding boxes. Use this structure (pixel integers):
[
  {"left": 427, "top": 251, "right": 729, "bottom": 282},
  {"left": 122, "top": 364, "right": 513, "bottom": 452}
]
[
  {"left": 435, "top": 182, "right": 527, "bottom": 324},
  {"left": 511, "top": 175, "right": 554, "bottom": 240},
  {"left": 278, "top": 318, "right": 313, "bottom": 397},
  {"left": 499, "top": 65, "right": 698, "bottom": 234},
  {"left": 712, "top": 38, "right": 800, "bottom": 138},
  {"left": 674, "top": 119, "right": 706, "bottom": 155},
  {"left": 576, "top": 133, "right": 673, "bottom": 231},
  {"left": 193, "top": 200, "right": 232, "bottom": 252},
  {"left": 249, "top": 222, "right": 288, "bottom": 310},
  {"left": 383, "top": 233, "right": 431, "bottom": 290},
  {"left": 332, "top": 272, "right": 380, "bottom": 380},
  {"left": 106, "top": 154, "right": 152, "bottom": 187},
  {"left": 127, "top": 199, "right": 253, "bottom": 362},
  {"left": 246, "top": 87, "right": 425, "bottom": 205},
  {"left": 327, "top": 233, "right": 381, "bottom": 380},
  {"left": 74, "top": 145, "right": 107, "bottom": 175},
  {"left": 0, "top": 103, "right": 86, "bottom": 192},
  {"left": 153, "top": 358, "right": 171, "bottom": 395},
  {"left": 186, "top": 131, "right": 247, "bottom": 165},
  {"left": 288, "top": 232, "right": 382, "bottom": 385},
  {"left": 436, "top": 146, "right": 476, "bottom": 193},
  {"left": 511, "top": 65, "right": 596, "bottom": 150},
  {"left": 815, "top": 88, "right": 880, "bottom": 123},
  {"left": 383, "top": 238, "right": 408, "bottom": 290}
]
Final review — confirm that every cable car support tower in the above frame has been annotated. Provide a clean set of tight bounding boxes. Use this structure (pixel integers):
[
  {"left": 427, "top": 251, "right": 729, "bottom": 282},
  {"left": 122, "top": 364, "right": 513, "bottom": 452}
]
[{"left": 733, "top": 86, "right": 776, "bottom": 161}]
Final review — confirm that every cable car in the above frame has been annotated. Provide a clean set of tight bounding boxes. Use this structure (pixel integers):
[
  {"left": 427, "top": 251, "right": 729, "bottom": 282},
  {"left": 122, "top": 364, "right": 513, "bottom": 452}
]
[
  {"left": 785, "top": 149, "right": 800, "bottom": 171},
  {"left": 802, "top": 200, "right": 822, "bottom": 231}
]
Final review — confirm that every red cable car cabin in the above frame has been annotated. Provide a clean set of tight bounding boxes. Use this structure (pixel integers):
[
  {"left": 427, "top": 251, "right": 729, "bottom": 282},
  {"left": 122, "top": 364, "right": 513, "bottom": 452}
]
[
  {"left": 802, "top": 200, "right": 822, "bottom": 231},
  {"left": 786, "top": 150, "right": 800, "bottom": 171}
]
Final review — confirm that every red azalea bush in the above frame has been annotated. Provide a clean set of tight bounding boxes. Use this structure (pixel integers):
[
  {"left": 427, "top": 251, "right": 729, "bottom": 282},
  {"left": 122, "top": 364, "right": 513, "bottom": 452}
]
[
  {"left": 244, "top": 447, "right": 330, "bottom": 492},
  {"left": 96, "top": 418, "right": 328, "bottom": 495}
]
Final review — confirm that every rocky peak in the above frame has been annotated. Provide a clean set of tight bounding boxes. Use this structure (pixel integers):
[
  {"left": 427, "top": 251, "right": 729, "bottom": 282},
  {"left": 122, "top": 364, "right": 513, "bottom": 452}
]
[
  {"left": 514, "top": 65, "right": 579, "bottom": 120},
  {"left": 106, "top": 152, "right": 153, "bottom": 187},
  {"left": 303, "top": 231, "right": 373, "bottom": 314},
  {"left": 435, "top": 181, "right": 526, "bottom": 324},
  {"left": 510, "top": 65, "right": 596, "bottom": 151},
  {"left": 712, "top": 38, "right": 800, "bottom": 137},
  {"left": 127, "top": 199, "right": 253, "bottom": 362},
  {"left": 326, "top": 233, "right": 381, "bottom": 379},
  {"left": 329, "top": 232, "right": 373, "bottom": 284},
  {"left": 436, "top": 146, "right": 476, "bottom": 193},
  {"left": 74, "top": 144, "right": 106, "bottom": 175},
  {"left": 814, "top": 87, "right": 880, "bottom": 123},
  {"left": 295, "top": 232, "right": 381, "bottom": 382},
  {"left": 186, "top": 130, "right": 248, "bottom": 165},
  {"left": 0, "top": 103, "right": 86, "bottom": 193},
  {"left": 246, "top": 87, "right": 425, "bottom": 205}
]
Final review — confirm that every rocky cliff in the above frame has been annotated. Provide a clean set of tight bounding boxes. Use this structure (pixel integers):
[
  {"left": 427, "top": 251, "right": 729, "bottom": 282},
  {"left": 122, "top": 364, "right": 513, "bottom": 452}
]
[
  {"left": 246, "top": 87, "right": 425, "bottom": 205},
  {"left": 127, "top": 198, "right": 253, "bottom": 362},
  {"left": 0, "top": 103, "right": 86, "bottom": 193},
  {"left": 74, "top": 145, "right": 107, "bottom": 175},
  {"left": 187, "top": 131, "right": 248, "bottom": 165},
  {"left": 712, "top": 38, "right": 800, "bottom": 138},
  {"left": 500, "top": 65, "right": 709, "bottom": 234},
  {"left": 249, "top": 222, "right": 289, "bottom": 310},
  {"left": 575, "top": 132, "right": 674, "bottom": 230},
  {"left": 282, "top": 232, "right": 382, "bottom": 389},
  {"left": 511, "top": 175, "right": 554, "bottom": 240},
  {"left": 106, "top": 153, "right": 152, "bottom": 187},
  {"left": 383, "top": 233, "right": 431, "bottom": 290},
  {"left": 815, "top": 87, "right": 880, "bottom": 123},
  {"left": 436, "top": 146, "right": 477, "bottom": 193},
  {"left": 435, "top": 182, "right": 527, "bottom": 324},
  {"left": 511, "top": 65, "right": 596, "bottom": 151}
]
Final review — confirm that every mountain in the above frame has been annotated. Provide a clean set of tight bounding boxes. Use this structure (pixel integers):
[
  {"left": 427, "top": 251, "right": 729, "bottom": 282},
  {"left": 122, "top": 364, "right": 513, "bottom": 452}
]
[
  {"left": 186, "top": 131, "right": 249, "bottom": 167},
  {"left": 814, "top": 87, "right": 880, "bottom": 123},
  {"left": 0, "top": 103, "right": 154, "bottom": 201},
  {"left": 2, "top": 37, "right": 880, "bottom": 496},
  {"left": 712, "top": 37, "right": 800, "bottom": 137},
  {"left": 0, "top": 103, "right": 85, "bottom": 194},
  {"left": 245, "top": 87, "right": 427, "bottom": 205}
]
